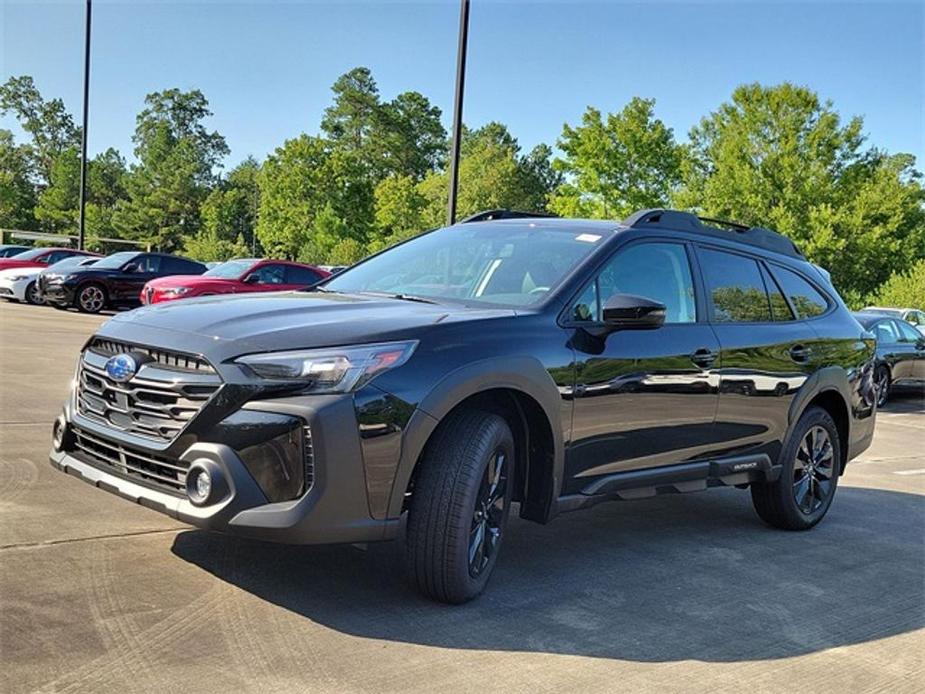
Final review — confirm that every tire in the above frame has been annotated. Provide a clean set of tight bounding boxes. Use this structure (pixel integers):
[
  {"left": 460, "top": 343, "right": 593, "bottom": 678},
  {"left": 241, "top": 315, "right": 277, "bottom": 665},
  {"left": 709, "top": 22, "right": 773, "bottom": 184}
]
[
  {"left": 75, "top": 283, "right": 107, "bottom": 313},
  {"left": 751, "top": 406, "right": 840, "bottom": 530},
  {"left": 405, "top": 409, "right": 515, "bottom": 604},
  {"left": 24, "top": 281, "right": 44, "bottom": 305},
  {"left": 874, "top": 365, "right": 891, "bottom": 407}
]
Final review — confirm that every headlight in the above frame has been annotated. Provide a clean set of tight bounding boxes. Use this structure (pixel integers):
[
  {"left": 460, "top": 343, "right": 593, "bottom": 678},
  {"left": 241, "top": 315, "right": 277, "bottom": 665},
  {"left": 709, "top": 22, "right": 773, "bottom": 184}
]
[
  {"left": 7, "top": 274, "right": 28, "bottom": 282},
  {"left": 236, "top": 340, "right": 418, "bottom": 393},
  {"left": 161, "top": 287, "right": 191, "bottom": 296}
]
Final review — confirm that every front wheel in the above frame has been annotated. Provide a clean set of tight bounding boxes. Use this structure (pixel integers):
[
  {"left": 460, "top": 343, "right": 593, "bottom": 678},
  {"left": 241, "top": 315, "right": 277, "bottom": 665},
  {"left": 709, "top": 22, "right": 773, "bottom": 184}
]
[
  {"left": 24, "top": 281, "right": 45, "bottom": 305},
  {"left": 76, "top": 283, "right": 107, "bottom": 313},
  {"left": 751, "top": 406, "right": 840, "bottom": 530},
  {"left": 874, "top": 365, "right": 891, "bottom": 407},
  {"left": 405, "top": 410, "right": 514, "bottom": 604}
]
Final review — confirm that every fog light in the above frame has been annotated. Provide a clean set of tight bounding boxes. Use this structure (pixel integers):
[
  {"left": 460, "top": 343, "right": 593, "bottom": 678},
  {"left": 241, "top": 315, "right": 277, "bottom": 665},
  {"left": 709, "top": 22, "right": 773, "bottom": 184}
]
[{"left": 186, "top": 465, "right": 213, "bottom": 505}]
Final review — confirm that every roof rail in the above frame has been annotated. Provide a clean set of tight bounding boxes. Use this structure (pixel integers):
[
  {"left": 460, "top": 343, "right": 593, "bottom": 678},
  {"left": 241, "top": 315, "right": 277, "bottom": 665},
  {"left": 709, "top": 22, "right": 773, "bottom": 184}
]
[
  {"left": 458, "top": 209, "right": 558, "bottom": 224},
  {"left": 622, "top": 208, "right": 804, "bottom": 259}
]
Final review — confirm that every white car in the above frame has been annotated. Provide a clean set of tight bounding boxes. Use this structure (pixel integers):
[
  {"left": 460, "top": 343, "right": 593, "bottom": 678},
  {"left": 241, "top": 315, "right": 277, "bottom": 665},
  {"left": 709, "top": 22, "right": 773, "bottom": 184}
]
[
  {"left": 861, "top": 307, "right": 925, "bottom": 336},
  {"left": 0, "top": 256, "right": 98, "bottom": 305}
]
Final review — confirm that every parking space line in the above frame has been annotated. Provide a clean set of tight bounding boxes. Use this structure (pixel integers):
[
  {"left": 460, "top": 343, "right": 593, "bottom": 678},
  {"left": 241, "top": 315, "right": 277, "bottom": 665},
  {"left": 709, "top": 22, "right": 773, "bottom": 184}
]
[{"left": 893, "top": 468, "right": 925, "bottom": 476}]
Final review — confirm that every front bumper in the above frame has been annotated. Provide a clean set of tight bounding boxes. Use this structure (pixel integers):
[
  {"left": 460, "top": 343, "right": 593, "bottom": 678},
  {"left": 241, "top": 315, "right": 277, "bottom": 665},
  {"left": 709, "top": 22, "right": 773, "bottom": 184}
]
[
  {"left": 43, "top": 281, "right": 77, "bottom": 306},
  {"left": 51, "top": 394, "right": 402, "bottom": 545},
  {"left": 0, "top": 277, "right": 28, "bottom": 301}
]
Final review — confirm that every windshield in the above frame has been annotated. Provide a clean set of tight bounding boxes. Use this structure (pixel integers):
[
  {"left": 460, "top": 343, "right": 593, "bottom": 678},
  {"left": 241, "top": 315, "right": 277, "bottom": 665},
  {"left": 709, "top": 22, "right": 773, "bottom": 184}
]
[
  {"left": 47, "top": 256, "right": 95, "bottom": 272},
  {"left": 204, "top": 259, "right": 258, "bottom": 279},
  {"left": 8, "top": 248, "right": 50, "bottom": 261},
  {"left": 862, "top": 307, "right": 901, "bottom": 317},
  {"left": 325, "top": 223, "right": 606, "bottom": 306},
  {"left": 92, "top": 252, "right": 140, "bottom": 270}
]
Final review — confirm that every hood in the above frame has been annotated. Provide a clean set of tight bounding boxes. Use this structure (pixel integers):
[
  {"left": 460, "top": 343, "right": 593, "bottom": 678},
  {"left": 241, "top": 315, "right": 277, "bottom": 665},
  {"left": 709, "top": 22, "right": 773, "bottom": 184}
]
[
  {"left": 101, "top": 290, "right": 516, "bottom": 358},
  {"left": 146, "top": 274, "right": 232, "bottom": 289},
  {"left": 0, "top": 266, "right": 40, "bottom": 279},
  {"left": 0, "top": 259, "right": 42, "bottom": 271}
]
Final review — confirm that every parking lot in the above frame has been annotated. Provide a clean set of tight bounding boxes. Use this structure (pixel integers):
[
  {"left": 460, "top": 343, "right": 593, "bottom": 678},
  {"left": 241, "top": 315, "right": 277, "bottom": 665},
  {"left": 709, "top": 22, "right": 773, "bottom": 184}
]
[{"left": 0, "top": 299, "right": 922, "bottom": 694}]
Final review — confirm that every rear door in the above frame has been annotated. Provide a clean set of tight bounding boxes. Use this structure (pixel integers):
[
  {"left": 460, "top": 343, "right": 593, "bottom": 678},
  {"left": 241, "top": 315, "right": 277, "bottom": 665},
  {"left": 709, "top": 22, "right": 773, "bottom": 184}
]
[
  {"left": 564, "top": 240, "right": 721, "bottom": 489},
  {"left": 696, "top": 246, "right": 819, "bottom": 461}
]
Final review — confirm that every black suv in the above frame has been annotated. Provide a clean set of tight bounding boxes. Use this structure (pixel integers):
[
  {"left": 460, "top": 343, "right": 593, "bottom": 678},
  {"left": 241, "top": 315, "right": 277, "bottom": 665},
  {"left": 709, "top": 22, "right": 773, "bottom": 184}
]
[
  {"left": 50, "top": 209, "right": 877, "bottom": 603},
  {"left": 41, "top": 251, "right": 206, "bottom": 313}
]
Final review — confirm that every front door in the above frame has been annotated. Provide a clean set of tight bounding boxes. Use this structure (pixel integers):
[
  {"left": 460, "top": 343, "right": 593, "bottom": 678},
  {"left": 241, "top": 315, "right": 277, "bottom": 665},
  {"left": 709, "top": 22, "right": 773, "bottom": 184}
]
[{"left": 564, "top": 240, "right": 720, "bottom": 493}]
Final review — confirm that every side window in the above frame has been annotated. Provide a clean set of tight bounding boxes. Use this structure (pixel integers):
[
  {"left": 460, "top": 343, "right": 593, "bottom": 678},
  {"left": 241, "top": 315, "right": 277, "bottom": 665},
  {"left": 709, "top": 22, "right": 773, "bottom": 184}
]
[
  {"left": 251, "top": 264, "right": 287, "bottom": 284},
  {"left": 571, "top": 242, "right": 696, "bottom": 323},
  {"left": 286, "top": 266, "right": 322, "bottom": 285},
  {"left": 873, "top": 320, "right": 899, "bottom": 345},
  {"left": 908, "top": 311, "right": 925, "bottom": 328},
  {"left": 163, "top": 257, "right": 192, "bottom": 274},
  {"left": 760, "top": 265, "right": 794, "bottom": 321},
  {"left": 698, "top": 248, "right": 771, "bottom": 323},
  {"left": 896, "top": 321, "right": 922, "bottom": 342},
  {"left": 135, "top": 255, "right": 161, "bottom": 273},
  {"left": 46, "top": 251, "right": 72, "bottom": 264},
  {"left": 768, "top": 265, "right": 829, "bottom": 318}
]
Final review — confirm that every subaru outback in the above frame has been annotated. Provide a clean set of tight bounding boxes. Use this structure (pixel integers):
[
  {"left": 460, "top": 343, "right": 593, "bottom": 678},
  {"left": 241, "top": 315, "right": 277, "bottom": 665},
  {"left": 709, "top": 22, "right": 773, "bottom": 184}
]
[{"left": 50, "top": 209, "right": 877, "bottom": 603}]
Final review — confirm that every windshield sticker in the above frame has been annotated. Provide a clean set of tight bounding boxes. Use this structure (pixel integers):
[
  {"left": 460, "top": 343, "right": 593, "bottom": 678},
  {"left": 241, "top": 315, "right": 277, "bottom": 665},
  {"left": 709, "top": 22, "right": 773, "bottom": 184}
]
[{"left": 575, "top": 233, "right": 602, "bottom": 243}]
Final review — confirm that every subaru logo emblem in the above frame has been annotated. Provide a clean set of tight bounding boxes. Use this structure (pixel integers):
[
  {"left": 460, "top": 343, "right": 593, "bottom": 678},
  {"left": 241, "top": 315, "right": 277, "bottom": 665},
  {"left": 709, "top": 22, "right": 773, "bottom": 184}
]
[{"left": 105, "top": 353, "right": 138, "bottom": 383}]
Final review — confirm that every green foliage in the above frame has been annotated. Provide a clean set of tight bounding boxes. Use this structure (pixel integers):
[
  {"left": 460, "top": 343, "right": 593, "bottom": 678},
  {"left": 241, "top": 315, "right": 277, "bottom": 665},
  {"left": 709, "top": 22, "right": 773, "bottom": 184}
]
[
  {"left": 0, "top": 129, "right": 37, "bottom": 229},
  {"left": 675, "top": 83, "right": 925, "bottom": 297},
  {"left": 550, "top": 98, "right": 682, "bottom": 219},
  {"left": 373, "top": 174, "right": 427, "bottom": 247},
  {"left": 0, "top": 75, "right": 80, "bottom": 182},
  {"left": 257, "top": 135, "right": 373, "bottom": 261},
  {"left": 185, "top": 158, "right": 261, "bottom": 261},
  {"left": 869, "top": 259, "right": 925, "bottom": 308},
  {"left": 113, "top": 89, "right": 229, "bottom": 251}
]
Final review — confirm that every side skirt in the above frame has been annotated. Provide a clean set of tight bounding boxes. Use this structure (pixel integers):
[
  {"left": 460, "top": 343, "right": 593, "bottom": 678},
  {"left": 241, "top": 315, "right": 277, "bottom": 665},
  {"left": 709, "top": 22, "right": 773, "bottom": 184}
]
[{"left": 556, "top": 454, "right": 776, "bottom": 514}]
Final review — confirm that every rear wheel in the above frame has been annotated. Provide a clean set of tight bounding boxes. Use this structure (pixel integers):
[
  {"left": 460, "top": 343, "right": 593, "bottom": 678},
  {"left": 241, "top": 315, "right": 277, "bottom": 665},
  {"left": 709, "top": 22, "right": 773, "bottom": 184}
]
[
  {"left": 24, "top": 281, "right": 44, "bottom": 305},
  {"left": 874, "top": 365, "right": 891, "bottom": 407},
  {"left": 76, "top": 283, "right": 107, "bottom": 313},
  {"left": 751, "top": 406, "right": 840, "bottom": 530},
  {"left": 405, "top": 409, "right": 514, "bottom": 604}
]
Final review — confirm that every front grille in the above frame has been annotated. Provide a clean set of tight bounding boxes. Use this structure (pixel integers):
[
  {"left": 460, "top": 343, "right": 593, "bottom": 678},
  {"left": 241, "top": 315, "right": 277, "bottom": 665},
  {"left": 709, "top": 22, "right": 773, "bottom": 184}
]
[
  {"left": 0, "top": 287, "right": 12, "bottom": 296},
  {"left": 71, "top": 426, "right": 189, "bottom": 495},
  {"left": 88, "top": 338, "right": 215, "bottom": 375},
  {"left": 76, "top": 344, "right": 222, "bottom": 442}
]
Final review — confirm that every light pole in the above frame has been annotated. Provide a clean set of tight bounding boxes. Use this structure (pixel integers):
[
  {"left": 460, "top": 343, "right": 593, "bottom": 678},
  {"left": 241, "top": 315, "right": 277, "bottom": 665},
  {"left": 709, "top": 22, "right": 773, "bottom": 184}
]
[
  {"left": 446, "top": 0, "right": 470, "bottom": 226},
  {"left": 77, "top": 0, "right": 92, "bottom": 250}
]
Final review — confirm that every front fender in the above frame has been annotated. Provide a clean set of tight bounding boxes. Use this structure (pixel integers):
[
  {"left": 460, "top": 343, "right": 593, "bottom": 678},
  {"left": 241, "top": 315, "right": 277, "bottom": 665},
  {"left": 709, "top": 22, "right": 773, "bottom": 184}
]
[{"left": 385, "top": 356, "right": 567, "bottom": 520}]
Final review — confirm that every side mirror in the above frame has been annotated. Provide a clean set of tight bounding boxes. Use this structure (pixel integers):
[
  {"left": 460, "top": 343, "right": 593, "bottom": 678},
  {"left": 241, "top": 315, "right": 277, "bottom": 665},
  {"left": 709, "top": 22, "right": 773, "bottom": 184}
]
[
  {"left": 602, "top": 293, "right": 666, "bottom": 331},
  {"left": 242, "top": 273, "right": 260, "bottom": 284}
]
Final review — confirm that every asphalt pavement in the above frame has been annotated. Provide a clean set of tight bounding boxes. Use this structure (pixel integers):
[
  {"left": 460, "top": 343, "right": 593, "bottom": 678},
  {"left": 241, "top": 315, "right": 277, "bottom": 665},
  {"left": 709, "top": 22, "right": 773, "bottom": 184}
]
[{"left": 1, "top": 299, "right": 922, "bottom": 693}]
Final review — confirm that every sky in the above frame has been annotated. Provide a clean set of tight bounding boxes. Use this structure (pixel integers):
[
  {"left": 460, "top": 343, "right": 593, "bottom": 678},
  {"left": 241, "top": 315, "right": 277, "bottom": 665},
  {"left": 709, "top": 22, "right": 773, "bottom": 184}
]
[{"left": 2, "top": 0, "right": 923, "bottom": 169}]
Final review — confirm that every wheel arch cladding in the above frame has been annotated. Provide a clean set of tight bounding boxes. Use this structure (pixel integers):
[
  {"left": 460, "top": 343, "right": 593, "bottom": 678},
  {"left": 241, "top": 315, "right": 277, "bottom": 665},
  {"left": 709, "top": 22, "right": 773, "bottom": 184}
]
[
  {"left": 803, "top": 390, "right": 850, "bottom": 474},
  {"left": 388, "top": 359, "right": 564, "bottom": 524}
]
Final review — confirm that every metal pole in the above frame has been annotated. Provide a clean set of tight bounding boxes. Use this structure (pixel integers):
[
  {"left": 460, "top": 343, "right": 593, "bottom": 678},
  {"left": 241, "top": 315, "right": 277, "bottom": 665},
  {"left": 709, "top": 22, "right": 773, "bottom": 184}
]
[
  {"left": 446, "top": 0, "right": 470, "bottom": 226},
  {"left": 77, "top": 0, "right": 92, "bottom": 250}
]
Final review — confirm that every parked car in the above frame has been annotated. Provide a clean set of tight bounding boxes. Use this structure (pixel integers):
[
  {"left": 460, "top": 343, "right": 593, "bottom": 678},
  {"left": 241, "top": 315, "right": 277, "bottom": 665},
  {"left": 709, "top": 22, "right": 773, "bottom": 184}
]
[
  {"left": 50, "top": 209, "right": 877, "bottom": 603},
  {"left": 139, "top": 258, "right": 329, "bottom": 305},
  {"left": 0, "top": 256, "right": 98, "bottom": 305},
  {"left": 0, "top": 247, "right": 98, "bottom": 273},
  {"left": 42, "top": 251, "right": 206, "bottom": 313},
  {"left": 853, "top": 312, "right": 925, "bottom": 406},
  {"left": 860, "top": 307, "right": 925, "bottom": 336},
  {"left": 0, "top": 244, "right": 31, "bottom": 258}
]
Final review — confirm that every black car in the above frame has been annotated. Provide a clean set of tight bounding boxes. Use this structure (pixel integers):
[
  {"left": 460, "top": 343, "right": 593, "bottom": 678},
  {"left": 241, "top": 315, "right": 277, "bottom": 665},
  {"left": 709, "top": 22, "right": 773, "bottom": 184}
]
[
  {"left": 852, "top": 312, "right": 925, "bottom": 406},
  {"left": 50, "top": 209, "right": 877, "bottom": 603},
  {"left": 41, "top": 251, "right": 207, "bottom": 313},
  {"left": 0, "top": 244, "right": 30, "bottom": 258}
]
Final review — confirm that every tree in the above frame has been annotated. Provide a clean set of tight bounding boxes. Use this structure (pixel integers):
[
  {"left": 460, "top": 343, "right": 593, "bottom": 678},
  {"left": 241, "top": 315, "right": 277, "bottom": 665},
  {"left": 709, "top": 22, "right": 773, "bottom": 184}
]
[
  {"left": 550, "top": 98, "right": 683, "bottom": 219},
  {"left": 321, "top": 67, "right": 380, "bottom": 152},
  {"left": 868, "top": 259, "right": 925, "bottom": 309},
  {"left": 373, "top": 91, "right": 446, "bottom": 180},
  {"left": 0, "top": 129, "right": 36, "bottom": 229},
  {"left": 372, "top": 174, "right": 428, "bottom": 249},
  {"left": 0, "top": 75, "right": 80, "bottom": 182},
  {"left": 256, "top": 135, "right": 373, "bottom": 261},
  {"left": 113, "top": 89, "right": 229, "bottom": 251},
  {"left": 675, "top": 83, "right": 925, "bottom": 297}
]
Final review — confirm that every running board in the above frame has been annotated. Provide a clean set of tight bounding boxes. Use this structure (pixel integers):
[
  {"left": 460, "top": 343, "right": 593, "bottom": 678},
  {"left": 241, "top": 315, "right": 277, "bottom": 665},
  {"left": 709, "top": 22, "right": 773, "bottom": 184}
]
[{"left": 557, "top": 454, "right": 777, "bottom": 514}]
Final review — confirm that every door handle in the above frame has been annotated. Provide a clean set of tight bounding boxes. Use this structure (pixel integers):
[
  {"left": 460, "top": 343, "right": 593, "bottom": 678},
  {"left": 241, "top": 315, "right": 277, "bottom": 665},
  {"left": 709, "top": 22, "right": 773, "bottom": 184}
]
[
  {"left": 691, "top": 348, "right": 717, "bottom": 367},
  {"left": 789, "top": 344, "right": 812, "bottom": 363}
]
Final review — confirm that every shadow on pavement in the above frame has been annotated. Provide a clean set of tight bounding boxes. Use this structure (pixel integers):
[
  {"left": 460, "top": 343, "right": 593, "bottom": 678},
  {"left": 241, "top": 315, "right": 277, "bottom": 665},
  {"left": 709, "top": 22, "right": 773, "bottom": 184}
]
[
  {"left": 173, "top": 484, "right": 924, "bottom": 663},
  {"left": 882, "top": 384, "right": 924, "bottom": 413}
]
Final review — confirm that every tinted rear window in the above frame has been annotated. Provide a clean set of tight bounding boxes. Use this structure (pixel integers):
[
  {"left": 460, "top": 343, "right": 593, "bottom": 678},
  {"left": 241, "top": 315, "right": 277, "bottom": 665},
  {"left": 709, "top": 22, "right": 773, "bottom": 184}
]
[
  {"left": 769, "top": 265, "right": 829, "bottom": 318},
  {"left": 698, "top": 248, "right": 772, "bottom": 322}
]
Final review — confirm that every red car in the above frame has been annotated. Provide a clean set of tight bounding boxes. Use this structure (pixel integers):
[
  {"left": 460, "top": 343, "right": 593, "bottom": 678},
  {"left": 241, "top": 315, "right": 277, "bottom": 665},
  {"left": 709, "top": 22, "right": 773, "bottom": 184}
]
[
  {"left": 140, "top": 258, "right": 330, "bottom": 304},
  {"left": 0, "top": 247, "right": 99, "bottom": 272}
]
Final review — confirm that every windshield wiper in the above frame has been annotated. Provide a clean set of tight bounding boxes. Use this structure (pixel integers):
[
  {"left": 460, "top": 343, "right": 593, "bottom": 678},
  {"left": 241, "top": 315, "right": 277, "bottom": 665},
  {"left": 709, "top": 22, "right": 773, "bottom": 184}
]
[{"left": 356, "top": 291, "right": 440, "bottom": 304}]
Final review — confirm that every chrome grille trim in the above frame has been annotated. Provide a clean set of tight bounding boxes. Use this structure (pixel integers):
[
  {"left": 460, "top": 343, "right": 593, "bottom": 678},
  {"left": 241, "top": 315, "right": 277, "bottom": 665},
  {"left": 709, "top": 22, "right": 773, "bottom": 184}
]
[
  {"left": 303, "top": 425, "right": 315, "bottom": 490},
  {"left": 88, "top": 338, "right": 216, "bottom": 375},
  {"left": 72, "top": 426, "right": 189, "bottom": 495},
  {"left": 76, "top": 343, "right": 222, "bottom": 442}
]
